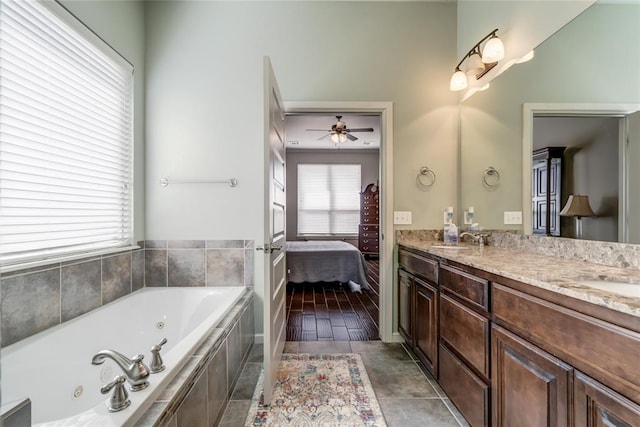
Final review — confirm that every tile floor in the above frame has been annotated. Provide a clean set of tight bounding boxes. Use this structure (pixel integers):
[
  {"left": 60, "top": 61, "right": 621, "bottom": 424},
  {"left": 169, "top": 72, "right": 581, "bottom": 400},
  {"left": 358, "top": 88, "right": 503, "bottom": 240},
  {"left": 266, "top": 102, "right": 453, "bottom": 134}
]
[{"left": 218, "top": 340, "right": 470, "bottom": 427}]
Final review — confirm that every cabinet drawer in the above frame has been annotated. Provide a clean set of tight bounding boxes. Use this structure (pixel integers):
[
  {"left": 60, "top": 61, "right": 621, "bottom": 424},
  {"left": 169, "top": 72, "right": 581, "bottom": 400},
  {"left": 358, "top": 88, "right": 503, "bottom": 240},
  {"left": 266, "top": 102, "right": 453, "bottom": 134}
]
[
  {"left": 493, "top": 283, "right": 640, "bottom": 403},
  {"left": 359, "top": 224, "right": 378, "bottom": 232},
  {"left": 439, "top": 343, "right": 489, "bottom": 427},
  {"left": 398, "top": 249, "right": 438, "bottom": 283},
  {"left": 440, "top": 265, "right": 489, "bottom": 311},
  {"left": 440, "top": 293, "right": 490, "bottom": 378}
]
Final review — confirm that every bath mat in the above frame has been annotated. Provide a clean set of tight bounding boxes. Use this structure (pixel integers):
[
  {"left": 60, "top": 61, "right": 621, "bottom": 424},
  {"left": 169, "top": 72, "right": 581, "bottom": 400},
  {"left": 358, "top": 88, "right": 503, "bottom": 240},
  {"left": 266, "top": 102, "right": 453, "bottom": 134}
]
[{"left": 245, "top": 353, "right": 387, "bottom": 426}]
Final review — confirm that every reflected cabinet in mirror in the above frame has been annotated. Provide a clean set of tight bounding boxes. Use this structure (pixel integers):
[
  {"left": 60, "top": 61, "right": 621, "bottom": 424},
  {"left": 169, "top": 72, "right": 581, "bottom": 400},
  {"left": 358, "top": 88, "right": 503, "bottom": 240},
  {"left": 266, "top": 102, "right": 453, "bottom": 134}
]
[{"left": 460, "top": 1, "right": 640, "bottom": 243}]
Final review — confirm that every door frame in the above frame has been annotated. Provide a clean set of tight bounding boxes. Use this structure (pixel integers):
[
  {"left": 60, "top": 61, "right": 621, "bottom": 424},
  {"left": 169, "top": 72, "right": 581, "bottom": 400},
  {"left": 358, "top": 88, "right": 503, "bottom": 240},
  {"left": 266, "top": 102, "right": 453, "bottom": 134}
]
[
  {"left": 522, "top": 103, "right": 640, "bottom": 242},
  {"left": 284, "top": 101, "right": 394, "bottom": 342}
]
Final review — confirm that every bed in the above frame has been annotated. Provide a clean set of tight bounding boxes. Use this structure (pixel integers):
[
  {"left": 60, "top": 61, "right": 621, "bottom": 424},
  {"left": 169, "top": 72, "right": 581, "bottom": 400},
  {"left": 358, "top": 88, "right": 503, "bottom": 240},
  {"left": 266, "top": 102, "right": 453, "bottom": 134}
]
[{"left": 285, "top": 240, "right": 370, "bottom": 290}]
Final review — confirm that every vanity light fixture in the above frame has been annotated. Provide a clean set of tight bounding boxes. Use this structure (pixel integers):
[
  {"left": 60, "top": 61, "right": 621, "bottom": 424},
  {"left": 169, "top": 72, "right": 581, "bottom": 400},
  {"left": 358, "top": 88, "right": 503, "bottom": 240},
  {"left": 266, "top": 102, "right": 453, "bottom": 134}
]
[
  {"left": 516, "top": 50, "right": 535, "bottom": 64},
  {"left": 560, "top": 194, "right": 596, "bottom": 239},
  {"left": 449, "top": 29, "right": 505, "bottom": 92}
]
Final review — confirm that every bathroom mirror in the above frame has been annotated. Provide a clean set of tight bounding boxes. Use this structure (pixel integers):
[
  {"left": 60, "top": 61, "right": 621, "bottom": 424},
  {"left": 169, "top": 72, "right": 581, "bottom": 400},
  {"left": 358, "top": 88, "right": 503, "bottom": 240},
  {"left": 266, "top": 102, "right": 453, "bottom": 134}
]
[{"left": 459, "top": 1, "right": 640, "bottom": 243}]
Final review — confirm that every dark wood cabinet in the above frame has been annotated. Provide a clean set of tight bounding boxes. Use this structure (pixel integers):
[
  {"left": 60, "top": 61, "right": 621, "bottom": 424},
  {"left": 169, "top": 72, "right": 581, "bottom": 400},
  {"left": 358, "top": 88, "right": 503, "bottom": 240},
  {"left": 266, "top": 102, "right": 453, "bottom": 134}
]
[
  {"left": 397, "top": 269, "right": 413, "bottom": 343},
  {"left": 396, "top": 244, "right": 640, "bottom": 427},
  {"left": 414, "top": 277, "right": 438, "bottom": 376},
  {"left": 532, "top": 147, "right": 564, "bottom": 236},
  {"left": 359, "top": 183, "right": 379, "bottom": 256},
  {"left": 492, "top": 324, "right": 573, "bottom": 427},
  {"left": 574, "top": 371, "right": 640, "bottom": 427}
]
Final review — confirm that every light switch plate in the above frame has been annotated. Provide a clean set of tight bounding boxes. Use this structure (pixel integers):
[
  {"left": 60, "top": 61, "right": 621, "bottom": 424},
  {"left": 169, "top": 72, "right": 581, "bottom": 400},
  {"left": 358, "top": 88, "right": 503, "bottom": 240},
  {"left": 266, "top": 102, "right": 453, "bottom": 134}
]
[
  {"left": 504, "top": 211, "right": 523, "bottom": 225},
  {"left": 394, "top": 211, "right": 412, "bottom": 225}
]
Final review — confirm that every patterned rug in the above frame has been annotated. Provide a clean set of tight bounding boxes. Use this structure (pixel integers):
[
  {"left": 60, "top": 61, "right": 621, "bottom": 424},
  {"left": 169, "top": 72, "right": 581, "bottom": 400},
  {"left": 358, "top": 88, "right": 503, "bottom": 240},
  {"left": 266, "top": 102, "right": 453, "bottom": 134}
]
[{"left": 245, "top": 353, "right": 387, "bottom": 426}]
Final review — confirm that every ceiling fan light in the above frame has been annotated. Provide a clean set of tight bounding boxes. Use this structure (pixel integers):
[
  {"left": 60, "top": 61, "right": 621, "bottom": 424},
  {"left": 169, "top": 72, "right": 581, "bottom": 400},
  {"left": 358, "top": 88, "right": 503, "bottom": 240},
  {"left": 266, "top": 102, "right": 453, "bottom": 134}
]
[
  {"left": 331, "top": 133, "right": 347, "bottom": 143},
  {"left": 466, "top": 51, "right": 485, "bottom": 76},
  {"left": 449, "top": 69, "right": 468, "bottom": 91},
  {"left": 482, "top": 35, "right": 505, "bottom": 63}
]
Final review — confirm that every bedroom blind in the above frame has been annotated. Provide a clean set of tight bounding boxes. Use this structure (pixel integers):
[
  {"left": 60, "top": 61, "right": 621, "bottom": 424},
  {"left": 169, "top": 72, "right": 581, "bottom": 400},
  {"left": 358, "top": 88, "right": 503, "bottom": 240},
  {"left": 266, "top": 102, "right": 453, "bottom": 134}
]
[
  {"left": 0, "top": 0, "right": 134, "bottom": 265},
  {"left": 297, "top": 164, "right": 361, "bottom": 235}
]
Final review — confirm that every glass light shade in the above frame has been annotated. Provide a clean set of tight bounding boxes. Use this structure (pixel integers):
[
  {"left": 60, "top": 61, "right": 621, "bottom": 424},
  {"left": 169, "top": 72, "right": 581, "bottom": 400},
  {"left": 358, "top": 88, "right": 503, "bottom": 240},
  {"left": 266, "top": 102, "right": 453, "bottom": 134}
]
[
  {"left": 466, "top": 52, "right": 485, "bottom": 76},
  {"left": 449, "top": 69, "right": 468, "bottom": 91},
  {"left": 331, "top": 133, "right": 347, "bottom": 143},
  {"left": 478, "top": 83, "right": 490, "bottom": 91},
  {"left": 482, "top": 36, "right": 505, "bottom": 63}
]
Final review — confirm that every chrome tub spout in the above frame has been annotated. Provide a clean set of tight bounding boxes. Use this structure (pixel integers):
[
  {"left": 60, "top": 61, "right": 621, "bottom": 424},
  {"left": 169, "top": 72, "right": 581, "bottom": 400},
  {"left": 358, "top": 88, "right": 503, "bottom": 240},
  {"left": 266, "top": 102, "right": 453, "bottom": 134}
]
[{"left": 91, "top": 350, "right": 150, "bottom": 391}]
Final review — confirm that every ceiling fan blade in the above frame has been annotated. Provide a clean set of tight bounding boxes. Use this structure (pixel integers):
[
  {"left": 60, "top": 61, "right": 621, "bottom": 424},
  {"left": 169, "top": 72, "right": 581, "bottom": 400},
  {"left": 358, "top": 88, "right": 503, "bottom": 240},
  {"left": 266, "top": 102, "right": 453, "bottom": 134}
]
[
  {"left": 317, "top": 133, "right": 332, "bottom": 141},
  {"left": 346, "top": 133, "right": 358, "bottom": 141},
  {"left": 347, "top": 128, "right": 374, "bottom": 132},
  {"left": 306, "top": 128, "right": 330, "bottom": 132}
]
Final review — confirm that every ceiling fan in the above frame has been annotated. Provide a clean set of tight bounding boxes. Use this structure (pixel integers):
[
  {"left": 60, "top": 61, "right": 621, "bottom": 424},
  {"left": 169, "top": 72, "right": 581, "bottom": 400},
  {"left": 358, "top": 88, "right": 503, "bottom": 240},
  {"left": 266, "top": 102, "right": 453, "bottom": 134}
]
[{"left": 306, "top": 116, "right": 374, "bottom": 142}]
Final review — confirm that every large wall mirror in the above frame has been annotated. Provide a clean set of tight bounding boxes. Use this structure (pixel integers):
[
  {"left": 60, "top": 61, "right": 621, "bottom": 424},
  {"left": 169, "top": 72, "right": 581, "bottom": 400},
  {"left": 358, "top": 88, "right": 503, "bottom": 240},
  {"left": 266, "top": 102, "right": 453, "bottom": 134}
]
[{"left": 459, "top": 1, "right": 640, "bottom": 243}]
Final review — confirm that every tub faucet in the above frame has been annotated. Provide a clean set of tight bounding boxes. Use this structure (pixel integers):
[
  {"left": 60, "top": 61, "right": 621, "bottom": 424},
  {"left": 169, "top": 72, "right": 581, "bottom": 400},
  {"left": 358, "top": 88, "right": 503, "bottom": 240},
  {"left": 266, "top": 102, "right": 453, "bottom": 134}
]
[{"left": 91, "top": 350, "right": 150, "bottom": 391}]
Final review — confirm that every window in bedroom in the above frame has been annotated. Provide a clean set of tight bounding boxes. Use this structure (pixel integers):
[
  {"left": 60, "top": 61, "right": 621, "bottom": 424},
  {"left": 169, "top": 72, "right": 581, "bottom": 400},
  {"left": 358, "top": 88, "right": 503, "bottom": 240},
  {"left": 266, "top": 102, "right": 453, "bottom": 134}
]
[
  {"left": 0, "top": 0, "right": 134, "bottom": 266},
  {"left": 297, "top": 164, "right": 361, "bottom": 236}
]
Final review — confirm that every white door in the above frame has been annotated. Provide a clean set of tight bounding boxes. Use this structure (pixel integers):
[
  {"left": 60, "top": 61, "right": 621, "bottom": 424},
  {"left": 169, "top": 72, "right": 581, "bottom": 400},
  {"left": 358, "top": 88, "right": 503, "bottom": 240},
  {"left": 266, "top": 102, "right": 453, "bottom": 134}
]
[
  {"left": 626, "top": 111, "right": 640, "bottom": 243},
  {"left": 262, "top": 57, "right": 287, "bottom": 405}
]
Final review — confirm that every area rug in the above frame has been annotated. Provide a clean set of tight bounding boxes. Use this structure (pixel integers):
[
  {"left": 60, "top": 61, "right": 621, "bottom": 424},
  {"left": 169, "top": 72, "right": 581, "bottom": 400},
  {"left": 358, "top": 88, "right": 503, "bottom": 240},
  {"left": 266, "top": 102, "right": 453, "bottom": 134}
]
[{"left": 245, "top": 353, "right": 387, "bottom": 426}]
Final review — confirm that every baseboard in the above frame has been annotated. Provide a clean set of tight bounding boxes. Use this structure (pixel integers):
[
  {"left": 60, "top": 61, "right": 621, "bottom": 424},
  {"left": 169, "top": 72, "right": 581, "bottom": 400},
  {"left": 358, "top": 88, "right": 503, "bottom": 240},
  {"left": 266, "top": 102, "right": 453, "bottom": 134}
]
[{"left": 390, "top": 332, "right": 406, "bottom": 343}]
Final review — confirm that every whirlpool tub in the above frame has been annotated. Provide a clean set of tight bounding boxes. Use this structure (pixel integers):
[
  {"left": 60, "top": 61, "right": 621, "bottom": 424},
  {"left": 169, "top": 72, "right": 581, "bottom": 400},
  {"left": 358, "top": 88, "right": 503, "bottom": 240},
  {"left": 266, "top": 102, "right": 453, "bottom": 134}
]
[{"left": 1, "top": 286, "right": 248, "bottom": 426}]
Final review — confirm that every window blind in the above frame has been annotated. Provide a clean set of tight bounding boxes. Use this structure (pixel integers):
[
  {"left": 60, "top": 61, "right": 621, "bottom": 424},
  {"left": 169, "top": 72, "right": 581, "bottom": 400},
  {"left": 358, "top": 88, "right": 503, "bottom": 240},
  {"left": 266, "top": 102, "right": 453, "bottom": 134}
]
[
  {"left": 0, "top": 0, "right": 134, "bottom": 265},
  {"left": 298, "top": 164, "right": 361, "bottom": 235}
]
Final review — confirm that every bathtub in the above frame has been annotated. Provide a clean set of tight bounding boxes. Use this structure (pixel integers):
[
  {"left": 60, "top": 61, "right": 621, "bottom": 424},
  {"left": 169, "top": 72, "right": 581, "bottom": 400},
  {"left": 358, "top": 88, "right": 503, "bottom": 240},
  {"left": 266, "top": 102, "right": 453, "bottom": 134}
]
[{"left": 1, "top": 286, "right": 246, "bottom": 426}]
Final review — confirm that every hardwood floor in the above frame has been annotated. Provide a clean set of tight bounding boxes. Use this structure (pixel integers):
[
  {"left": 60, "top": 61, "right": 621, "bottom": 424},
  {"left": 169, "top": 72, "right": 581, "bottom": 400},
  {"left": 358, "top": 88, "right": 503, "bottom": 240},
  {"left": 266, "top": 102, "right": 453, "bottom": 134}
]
[{"left": 285, "top": 258, "right": 380, "bottom": 341}]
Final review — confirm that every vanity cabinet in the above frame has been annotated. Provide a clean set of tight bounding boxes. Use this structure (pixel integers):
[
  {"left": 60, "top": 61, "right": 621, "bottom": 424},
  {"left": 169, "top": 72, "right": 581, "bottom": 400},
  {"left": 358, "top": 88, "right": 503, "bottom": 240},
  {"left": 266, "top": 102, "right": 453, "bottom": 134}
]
[
  {"left": 574, "top": 371, "right": 640, "bottom": 426},
  {"left": 439, "top": 264, "right": 490, "bottom": 426},
  {"left": 397, "top": 248, "right": 439, "bottom": 377},
  {"left": 396, "top": 243, "right": 640, "bottom": 427},
  {"left": 492, "top": 324, "right": 572, "bottom": 427}
]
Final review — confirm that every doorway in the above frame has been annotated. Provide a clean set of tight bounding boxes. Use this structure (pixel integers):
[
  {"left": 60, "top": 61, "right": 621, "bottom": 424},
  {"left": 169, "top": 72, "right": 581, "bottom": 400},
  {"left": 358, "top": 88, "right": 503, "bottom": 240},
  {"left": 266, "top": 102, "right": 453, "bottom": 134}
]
[{"left": 284, "top": 101, "right": 394, "bottom": 342}]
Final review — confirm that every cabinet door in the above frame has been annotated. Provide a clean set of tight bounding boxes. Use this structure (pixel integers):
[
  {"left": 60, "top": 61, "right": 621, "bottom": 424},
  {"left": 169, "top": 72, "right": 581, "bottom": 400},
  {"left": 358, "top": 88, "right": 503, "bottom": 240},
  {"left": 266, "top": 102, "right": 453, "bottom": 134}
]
[
  {"left": 414, "top": 277, "right": 438, "bottom": 377},
  {"left": 492, "top": 325, "right": 573, "bottom": 427},
  {"left": 398, "top": 270, "right": 413, "bottom": 343},
  {"left": 575, "top": 371, "right": 640, "bottom": 427}
]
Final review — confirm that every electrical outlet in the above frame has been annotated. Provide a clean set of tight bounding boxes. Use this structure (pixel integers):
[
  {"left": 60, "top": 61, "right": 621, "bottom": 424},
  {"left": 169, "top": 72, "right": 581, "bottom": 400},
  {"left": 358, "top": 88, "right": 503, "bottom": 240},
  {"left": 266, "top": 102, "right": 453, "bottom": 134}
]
[
  {"left": 504, "top": 211, "right": 523, "bottom": 225},
  {"left": 394, "top": 211, "right": 412, "bottom": 225}
]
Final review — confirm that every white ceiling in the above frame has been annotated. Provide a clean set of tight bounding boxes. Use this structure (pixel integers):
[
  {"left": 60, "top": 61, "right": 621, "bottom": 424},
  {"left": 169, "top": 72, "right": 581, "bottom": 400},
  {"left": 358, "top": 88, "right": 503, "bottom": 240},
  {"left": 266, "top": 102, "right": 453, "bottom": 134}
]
[{"left": 285, "top": 114, "right": 381, "bottom": 150}]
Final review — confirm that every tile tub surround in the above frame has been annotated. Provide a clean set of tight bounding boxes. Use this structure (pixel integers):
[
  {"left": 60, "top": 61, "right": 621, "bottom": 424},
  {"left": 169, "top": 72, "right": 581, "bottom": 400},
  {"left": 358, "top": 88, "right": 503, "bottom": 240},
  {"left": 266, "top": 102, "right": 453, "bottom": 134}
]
[
  {"left": 396, "top": 236, "right": 640, "bottom": 318},
  {"left": 135, "top": 289, "right": 254, "bottom": 427},
  {"left": 1, "top": 239, "right": 254, "bottom": 347},
  {"left": 0, "top": 247, "right": 145, "bottom": 347}
]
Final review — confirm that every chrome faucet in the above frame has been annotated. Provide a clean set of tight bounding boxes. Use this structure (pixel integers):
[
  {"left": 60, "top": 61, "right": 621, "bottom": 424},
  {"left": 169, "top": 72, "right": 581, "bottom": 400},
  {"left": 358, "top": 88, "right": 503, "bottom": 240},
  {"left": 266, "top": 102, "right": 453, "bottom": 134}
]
[
  {"left": 459, "top": 232, "right": 487, "bottom": 246},
  {"left": 91, "top": 350, "right": 150, "bottom": 391}
]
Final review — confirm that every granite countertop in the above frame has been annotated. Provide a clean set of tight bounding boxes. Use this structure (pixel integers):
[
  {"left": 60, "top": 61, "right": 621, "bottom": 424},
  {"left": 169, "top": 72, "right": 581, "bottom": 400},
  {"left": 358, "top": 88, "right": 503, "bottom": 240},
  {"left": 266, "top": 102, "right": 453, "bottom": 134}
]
[{"left": 397, "top": 237, "right": 640, "bottom": 318}]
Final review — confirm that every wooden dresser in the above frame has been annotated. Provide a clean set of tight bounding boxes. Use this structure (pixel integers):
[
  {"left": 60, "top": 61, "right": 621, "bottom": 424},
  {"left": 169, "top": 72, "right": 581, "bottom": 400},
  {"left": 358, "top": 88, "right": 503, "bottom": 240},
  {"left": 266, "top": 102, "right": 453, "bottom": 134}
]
[{"left": 359, "top": 183, "right": 379, "bottom": 256}]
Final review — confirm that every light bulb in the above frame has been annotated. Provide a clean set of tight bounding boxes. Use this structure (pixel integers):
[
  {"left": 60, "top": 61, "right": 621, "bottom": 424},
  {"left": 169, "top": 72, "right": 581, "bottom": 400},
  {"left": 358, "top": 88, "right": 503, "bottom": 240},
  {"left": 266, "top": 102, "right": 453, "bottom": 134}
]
[
  {"left": 449, "top": 69, "right": 468, "bottom": 91},
  {"left": 482, "top": 35, "right": 505, "bottom": 63}
]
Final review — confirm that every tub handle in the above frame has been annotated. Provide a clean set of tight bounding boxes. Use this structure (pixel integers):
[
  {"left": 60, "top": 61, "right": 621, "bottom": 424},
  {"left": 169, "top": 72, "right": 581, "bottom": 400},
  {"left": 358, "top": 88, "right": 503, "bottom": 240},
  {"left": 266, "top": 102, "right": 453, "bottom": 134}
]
[
  {"left": 101, "top": 375, "right": 131, "bottom": 412},
  {"left": 150, "top": 338, "right": 167, "bottom": 374}
]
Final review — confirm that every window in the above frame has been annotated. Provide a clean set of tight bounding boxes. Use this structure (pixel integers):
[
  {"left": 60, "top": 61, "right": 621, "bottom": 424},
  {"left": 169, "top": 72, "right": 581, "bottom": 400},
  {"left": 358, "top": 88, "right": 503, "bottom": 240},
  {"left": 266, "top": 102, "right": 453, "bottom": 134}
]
[
  {"left": 0, "top": 0, "right": 134, "bottom": 265},
  {"left": 297, "top": 164, "right": 361, "bottom": 235}
]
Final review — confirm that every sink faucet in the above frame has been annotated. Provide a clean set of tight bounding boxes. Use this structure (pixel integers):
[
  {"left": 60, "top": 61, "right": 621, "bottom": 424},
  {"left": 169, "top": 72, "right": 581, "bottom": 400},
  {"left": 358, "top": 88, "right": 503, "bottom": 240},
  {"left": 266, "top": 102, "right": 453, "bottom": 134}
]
[
  {"left": 459, "top": 232, "right": 486, "bottom": 246},
  {"left": 92, "top": 350, "right": 150, "bottom": 391}
]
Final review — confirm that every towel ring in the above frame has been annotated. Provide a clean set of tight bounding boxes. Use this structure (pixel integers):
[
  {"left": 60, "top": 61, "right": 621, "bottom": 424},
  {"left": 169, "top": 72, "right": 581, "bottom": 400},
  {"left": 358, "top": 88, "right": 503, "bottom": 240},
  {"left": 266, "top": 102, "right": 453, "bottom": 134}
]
[
  {"left": 482, "top": 166, "right": 500, "bottom": 190},
  {"left": 416, "top": 166, "right": 436, "bottom": 190}
]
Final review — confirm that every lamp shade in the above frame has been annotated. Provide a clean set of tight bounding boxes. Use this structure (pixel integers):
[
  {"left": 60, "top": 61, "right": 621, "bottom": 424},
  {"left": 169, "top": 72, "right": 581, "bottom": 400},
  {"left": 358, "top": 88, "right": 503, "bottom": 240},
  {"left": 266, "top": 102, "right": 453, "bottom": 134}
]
[
  {"left": 449, "top": 68, "right": 468, "bottom": 91},
  {"left": 466, "top": 51, "right": 485, "bottom": 76},
  {"left": 559, "top": 195, "right": 596, "bottom": 218},
  {"left": 482, "top": 35, "right": 505, "bottom": 63}
]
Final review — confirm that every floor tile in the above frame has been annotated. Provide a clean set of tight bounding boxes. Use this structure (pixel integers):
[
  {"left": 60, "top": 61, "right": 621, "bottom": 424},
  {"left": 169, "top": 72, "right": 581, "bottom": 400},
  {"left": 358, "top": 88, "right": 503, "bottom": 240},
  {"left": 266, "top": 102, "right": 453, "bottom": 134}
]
[
  {"left": 230, "top": 362, "right": 262, "bottom": 400},
  {"left": 298, "top": 340, "right": 352, "bottom": 354},
  {"left": 351, "top": 341, "right": 413, "bottom": 362},
  {"left": 444, "top": 398, "right": 471, "bottom": 427},
  {"left": 378, "top": 398, "right": 460, "bottom": 427},
  {"left": 364, "top": 360, "right": 439, "bottom": 399},
  {"left": 218, "top": 400, "right": 251, "bottom": 427},
  {"left": 246, "top": 343, "right": 263, "bottom": 363},
  {"left": 283, "top": 341, "right": 299, "bottom": 353}
]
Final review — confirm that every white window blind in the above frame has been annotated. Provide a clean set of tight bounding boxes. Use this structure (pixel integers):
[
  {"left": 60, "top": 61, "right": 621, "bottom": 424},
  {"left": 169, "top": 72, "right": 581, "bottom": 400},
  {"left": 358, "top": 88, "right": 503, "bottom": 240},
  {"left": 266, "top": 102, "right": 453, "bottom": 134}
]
[
  {"left": 298, "top": 164, "right": 361, "bottom": 235},
  {"left": 0, "top": 0, "right": 134, "bottom": 265}
]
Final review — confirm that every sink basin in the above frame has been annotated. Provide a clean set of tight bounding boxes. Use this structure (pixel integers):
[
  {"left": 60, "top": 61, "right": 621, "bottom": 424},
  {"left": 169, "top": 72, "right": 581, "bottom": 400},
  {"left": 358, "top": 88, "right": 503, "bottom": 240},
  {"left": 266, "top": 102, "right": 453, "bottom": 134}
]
[
  {"left": 430, "top": 245, "right": 470, "bottom": 250},
  {"left": 577, "top": 280, "right": 640, "bottom": 298}
]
